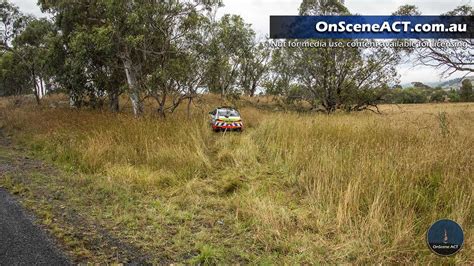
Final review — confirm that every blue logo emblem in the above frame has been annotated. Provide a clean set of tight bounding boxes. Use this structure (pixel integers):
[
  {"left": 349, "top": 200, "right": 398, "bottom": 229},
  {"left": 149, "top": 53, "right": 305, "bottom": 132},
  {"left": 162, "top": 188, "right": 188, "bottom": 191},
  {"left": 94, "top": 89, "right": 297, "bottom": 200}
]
[{"left": 427, "top": 219, "right": 464, "bottom": 256}]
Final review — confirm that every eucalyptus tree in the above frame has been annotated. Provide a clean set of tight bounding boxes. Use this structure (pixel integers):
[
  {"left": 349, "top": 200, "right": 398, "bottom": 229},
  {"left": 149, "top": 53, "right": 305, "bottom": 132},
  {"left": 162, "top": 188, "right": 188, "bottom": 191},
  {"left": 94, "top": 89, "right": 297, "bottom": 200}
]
[
  {"left": 39, "top": 0, "right": 109, "bottom": 108},
  {"left": 0, "top": 1, "right": 30, "bottom": 96},
  {"left": 240, "top": 42, "right": 270, "bottom": 97},
  {"left": 299, "top": 0, "right": 348, "bottom": 15},
  {"left": 392, "top": 5, "right": 421, "bottom": 16},
  {"left": 39, "top": 0, "right": 222, "bottom": 115},
  {"left": 13, "top": 18, "right": 55, "bottom": 104},
  {"left": 272, "top": 0, "right": 400, "bottom": 113},
  {"left": 0, "top": 1, "right": 57, "bottom": 103},
  {"left": 0, "top": 0, "right": 30, "bottom": 46},
  {"left": 418, "top": 5, "right": 474, "bottom": 76},
  {"left": 394, "top": 4, "right": 473, "bottom": 77},
  {"left": 68, "top": 26, "right": 125, "bottom": 111},
  {"left": 99, "top": 0, "right": 222, "bottom": 117},
  {"left": 205, "top": 14, "right": 255, "bottom": 97},
  {"left": 0, "top": 50, "right": 30, "bottom": 96},
  {"left": 162, "top": 14, "right": 216, "bottom": 118},
  {"left": 262, "top": 48, "right": 298, "bottom": 97},
  {"left": 460, "top": 79, "right": 472, "bottom": 102}
]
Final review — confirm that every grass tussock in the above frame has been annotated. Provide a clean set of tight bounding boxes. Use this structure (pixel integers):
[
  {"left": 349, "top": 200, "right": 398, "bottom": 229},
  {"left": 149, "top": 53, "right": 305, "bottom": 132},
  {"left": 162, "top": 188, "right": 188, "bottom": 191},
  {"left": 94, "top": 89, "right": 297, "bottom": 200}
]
[{"left": 0, "top": 96, "right": 472, "bottom": 264}]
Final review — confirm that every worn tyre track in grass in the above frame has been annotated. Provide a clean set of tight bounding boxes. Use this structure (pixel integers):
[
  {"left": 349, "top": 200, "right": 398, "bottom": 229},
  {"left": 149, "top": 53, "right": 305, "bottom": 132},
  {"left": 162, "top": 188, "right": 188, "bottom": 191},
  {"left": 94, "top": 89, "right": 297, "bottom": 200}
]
[
  {"left": 0, "top": 129, "right": 153, "bottom": 264},
  {"left": 0, "top": 114, "right": 264, "bottom": 264}
]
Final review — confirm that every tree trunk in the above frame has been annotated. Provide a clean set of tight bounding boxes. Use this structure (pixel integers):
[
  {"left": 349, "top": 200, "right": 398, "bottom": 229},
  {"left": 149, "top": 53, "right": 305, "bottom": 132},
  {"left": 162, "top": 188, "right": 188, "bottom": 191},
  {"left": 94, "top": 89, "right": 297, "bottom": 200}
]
[
  {"left": 250, "top": 81, "right": 257, "bottom": 97},
  {"left": 157, "top": 92, "right": 167, "bottom": 118},
  {"left": 187, "top": 97, "right": 192, "bottom": 119},
  {"left": 122, "top": 55, "right": 143, "bottom": 117},
  {"left": 39, "top": 76, "right": 45, "bottom": 98},
  {"left": 109, "top": 89, "right": 120, "bottom": 113},
  {"left": 31, "top": 71, "right": 41, "bottom": 105},
  {"left": 69, "top": 89, "right": 82, "bottom": 108}
]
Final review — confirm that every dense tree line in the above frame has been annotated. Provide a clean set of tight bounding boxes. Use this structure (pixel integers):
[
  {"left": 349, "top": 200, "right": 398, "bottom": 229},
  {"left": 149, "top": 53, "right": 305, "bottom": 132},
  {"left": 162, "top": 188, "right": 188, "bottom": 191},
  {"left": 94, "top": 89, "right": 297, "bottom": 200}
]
[
  {"left": 1, "top": 0, "right": 472, "bottom": 115},
  {"left": 385, "top": 80, "right": 473, "bottom": 104}
]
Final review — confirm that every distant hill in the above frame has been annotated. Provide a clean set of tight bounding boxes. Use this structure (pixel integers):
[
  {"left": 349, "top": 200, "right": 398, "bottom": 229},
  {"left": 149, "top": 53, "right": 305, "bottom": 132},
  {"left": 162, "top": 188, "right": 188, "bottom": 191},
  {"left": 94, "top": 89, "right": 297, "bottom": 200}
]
[
  {"left": 400, "top": 75, "right": 474, "bottom": 89},
  {"left": 438, "top": 76, "right": 474, "bottom": 89}
]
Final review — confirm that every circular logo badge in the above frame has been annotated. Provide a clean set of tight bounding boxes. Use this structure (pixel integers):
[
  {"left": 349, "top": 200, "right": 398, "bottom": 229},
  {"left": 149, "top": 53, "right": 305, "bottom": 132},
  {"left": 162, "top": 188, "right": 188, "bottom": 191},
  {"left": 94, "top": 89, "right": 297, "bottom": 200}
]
[{"left": 427, "top": 219, "right": 464, "bottom": 256}]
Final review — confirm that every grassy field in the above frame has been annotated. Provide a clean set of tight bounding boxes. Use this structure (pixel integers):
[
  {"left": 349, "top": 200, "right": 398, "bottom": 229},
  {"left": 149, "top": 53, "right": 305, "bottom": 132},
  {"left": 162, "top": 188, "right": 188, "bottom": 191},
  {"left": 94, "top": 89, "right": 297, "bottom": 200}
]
[{"left": 0, "top": 95, "right": 473, "bottom": 264}]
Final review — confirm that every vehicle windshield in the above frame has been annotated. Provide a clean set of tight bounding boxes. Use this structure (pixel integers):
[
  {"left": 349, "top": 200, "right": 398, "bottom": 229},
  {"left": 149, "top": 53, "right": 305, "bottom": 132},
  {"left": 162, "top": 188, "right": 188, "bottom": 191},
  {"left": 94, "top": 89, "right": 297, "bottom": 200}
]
[{"left": 218, "top": 109, "right": 240, "bottom": 117}]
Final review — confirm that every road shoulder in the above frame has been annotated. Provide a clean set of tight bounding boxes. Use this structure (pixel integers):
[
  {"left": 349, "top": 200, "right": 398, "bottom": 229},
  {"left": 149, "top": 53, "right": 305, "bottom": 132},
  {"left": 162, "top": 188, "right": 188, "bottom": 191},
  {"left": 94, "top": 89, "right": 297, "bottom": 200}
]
[{"left": 0, "top": 130, "right": 151, "bottom": 264}]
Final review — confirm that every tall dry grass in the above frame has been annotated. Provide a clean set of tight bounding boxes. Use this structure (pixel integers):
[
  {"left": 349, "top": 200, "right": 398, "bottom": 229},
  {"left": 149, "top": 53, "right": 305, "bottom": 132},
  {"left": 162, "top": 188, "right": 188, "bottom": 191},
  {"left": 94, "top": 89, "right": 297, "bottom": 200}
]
[{"left": 0, "top": 97, "right": 472, "bottom": 263}]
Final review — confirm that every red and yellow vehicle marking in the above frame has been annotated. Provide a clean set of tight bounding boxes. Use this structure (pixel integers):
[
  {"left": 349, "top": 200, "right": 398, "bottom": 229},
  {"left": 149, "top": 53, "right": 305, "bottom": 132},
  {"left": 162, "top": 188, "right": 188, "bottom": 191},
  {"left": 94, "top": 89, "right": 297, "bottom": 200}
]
[{"left": 212, "top": 121, "right": 243, "bottom": 129}]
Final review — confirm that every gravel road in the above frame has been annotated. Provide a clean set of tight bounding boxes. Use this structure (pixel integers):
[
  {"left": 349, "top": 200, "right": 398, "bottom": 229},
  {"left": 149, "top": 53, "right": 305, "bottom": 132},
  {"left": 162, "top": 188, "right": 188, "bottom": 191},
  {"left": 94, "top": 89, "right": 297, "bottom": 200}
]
[{"left": 0, "top": 188, "right": 69, "bottom": 265}]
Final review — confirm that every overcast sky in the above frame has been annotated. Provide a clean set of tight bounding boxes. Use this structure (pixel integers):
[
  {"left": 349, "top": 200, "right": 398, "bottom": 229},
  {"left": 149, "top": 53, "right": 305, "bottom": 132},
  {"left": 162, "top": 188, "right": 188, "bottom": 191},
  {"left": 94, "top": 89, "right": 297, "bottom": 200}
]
[{"left": 10, "top": 0, "right": 473, "bottom": 84}]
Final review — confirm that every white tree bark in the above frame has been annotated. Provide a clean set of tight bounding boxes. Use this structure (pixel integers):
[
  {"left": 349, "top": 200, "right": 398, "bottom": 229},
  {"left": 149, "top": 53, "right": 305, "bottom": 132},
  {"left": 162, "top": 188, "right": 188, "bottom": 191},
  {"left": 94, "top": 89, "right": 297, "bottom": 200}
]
[{"left": 122, "top": 55, "right": 143, "bottom": 117}]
